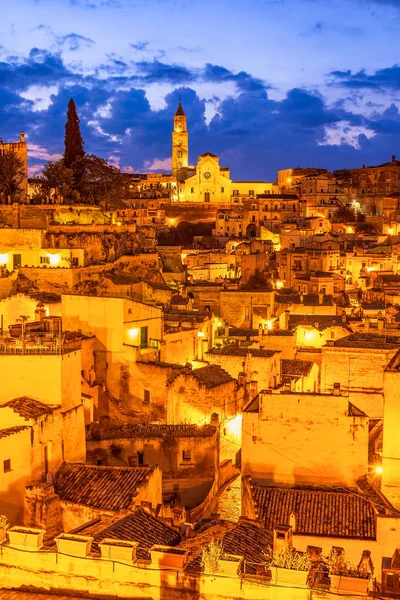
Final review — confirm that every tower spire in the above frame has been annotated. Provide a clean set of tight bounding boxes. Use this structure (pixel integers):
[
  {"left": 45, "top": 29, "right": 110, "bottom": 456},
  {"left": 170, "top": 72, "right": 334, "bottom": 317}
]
[{"left": 175, "top": 98, "right": 185, "bottom": 116}]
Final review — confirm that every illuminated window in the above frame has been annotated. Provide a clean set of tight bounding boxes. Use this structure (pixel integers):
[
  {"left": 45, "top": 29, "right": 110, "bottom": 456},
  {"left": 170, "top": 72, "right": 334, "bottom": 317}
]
[
  {"left": 177, "top": 151, "right": 182, "bottom": 158},
  {"left": 3, "top": 459, "right": 11, "bottom": 473}
]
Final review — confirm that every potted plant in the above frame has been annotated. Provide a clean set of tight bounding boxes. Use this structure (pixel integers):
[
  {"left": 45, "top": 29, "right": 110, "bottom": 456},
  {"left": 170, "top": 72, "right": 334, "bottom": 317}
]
[
  {"left": 201, "top": 538, "right": 243, "bottom": 576},
  {"left": 328, "top": 549, "right": 370, "bottom": 594},
  {"left": 266, "top": 546, "right": 311, "bottom": 586}
]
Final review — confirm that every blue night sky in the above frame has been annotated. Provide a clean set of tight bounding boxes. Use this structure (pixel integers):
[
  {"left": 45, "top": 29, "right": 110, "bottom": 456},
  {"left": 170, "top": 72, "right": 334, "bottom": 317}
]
[{"left": 2, "top": 0, "right": 400, "bottom": 179}]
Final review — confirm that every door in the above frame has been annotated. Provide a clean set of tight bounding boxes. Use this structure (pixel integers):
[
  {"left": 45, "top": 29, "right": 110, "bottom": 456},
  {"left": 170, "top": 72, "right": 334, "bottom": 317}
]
[
  {"left": 140, "top": 326, "right": 148, "bottom": 348},
  {"left": 204, "top": 192, "right": 210, "bottom": 202},
  {"left": 13, "top": 254, "right": 21, "bottom": 269}
]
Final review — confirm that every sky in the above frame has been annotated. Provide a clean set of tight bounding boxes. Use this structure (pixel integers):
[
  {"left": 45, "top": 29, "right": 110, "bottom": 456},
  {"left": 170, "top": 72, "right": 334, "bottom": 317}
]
[{"left": 2, "top": 0, "right": 400, "bottom": 179}]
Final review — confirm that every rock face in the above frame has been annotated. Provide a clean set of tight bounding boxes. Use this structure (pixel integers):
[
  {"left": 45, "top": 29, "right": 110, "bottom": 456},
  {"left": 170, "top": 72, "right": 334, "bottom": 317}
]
[{"left": 43, "top": 230, "right": 150, "bottom": 264}]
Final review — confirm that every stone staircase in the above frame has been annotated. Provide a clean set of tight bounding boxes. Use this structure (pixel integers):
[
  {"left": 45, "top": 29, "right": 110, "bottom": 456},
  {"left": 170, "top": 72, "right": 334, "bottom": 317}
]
[{"left": 103, "top": 387, "right": 140, "bottom": 421}]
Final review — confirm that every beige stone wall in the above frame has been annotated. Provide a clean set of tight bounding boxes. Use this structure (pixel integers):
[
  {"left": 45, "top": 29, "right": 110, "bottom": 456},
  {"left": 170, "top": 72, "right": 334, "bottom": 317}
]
[
  {"left": 87, "top": 433, "right": 217, "bottom": 478},
  {"left": 164, "top": 329, "right": 197, "bottom": 364},
  {"left": 220, "top": 290, "right": 275, "bottom": 328},
  {"left": 382, "top": 370, "right": 400, "bottom": 507},
  {"left": 242, "top": 392, "right": 369, "bottom": 487},
  {"left": 167, "top": 374, "right": 237, "bottom": 424},
  {"left": 0, "top": 428, "right": 31, "bottom": 523},
  {"left": 205, "top": 351, "right": 281, "bottom": 390},
  {"left": 321, "top": 346, "right": 396, "bottom": 395},
  {"left": 0, "top": 350, "right": 81, "bottom": 410}
]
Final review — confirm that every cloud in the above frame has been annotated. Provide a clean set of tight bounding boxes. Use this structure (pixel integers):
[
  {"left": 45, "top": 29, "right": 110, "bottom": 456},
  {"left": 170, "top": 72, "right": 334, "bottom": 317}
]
[
  {"left": 130, "top": 41, "right": 149, "bottom": 51},
  {"left": 2, "top": 46, "right": 400, "bottom": 179},
  {"left": 145, "top": 157, "right": 172, "bottom": 171},
  {"left": 56, "top": 33, "right": 95, "bottom": 51},
  {"left": 330, "top": 65, "right": 400, "bottom": 90}
]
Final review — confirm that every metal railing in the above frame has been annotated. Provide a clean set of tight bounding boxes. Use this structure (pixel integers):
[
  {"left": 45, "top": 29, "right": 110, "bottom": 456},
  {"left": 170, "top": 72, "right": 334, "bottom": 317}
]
[{"left": 0, "top": 337, "right": 81, "bottom": 355}]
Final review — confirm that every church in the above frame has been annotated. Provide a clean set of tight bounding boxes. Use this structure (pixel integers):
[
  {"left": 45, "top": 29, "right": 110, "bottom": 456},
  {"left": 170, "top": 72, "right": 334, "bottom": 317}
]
[{"left": 171, "top": 101, "right": 276, "bottom": 203}]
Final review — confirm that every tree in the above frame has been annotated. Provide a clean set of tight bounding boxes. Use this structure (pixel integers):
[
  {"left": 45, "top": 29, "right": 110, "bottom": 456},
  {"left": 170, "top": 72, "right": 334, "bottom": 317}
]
[
  {"left": 64, "top": 98, "right": 85, "bottom": 187},
  {"left": 0, "top": 150, "right": 25, "bottom": 203},
  {"left": 77, "top": 154, "right": 126, "bottom": 206},
  {"left": 41, "top": 160, "right": 75, "bottom": 203},
  {"left": 240, "top": 269, "right": 274, "bottom": 290}
]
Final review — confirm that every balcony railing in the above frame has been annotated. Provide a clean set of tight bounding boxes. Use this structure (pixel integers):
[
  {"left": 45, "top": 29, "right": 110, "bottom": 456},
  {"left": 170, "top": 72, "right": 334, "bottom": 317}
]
[{"left": 0, "top": 337, "right": 81, "bottom": 355}]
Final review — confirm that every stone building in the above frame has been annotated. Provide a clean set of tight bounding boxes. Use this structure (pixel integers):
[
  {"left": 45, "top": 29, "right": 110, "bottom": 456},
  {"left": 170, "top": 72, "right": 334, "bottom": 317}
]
[
  {"left": 51, "top": 463, "right": 162, "bottom": 531},
  {"left": 167, "top": 364, "right": 237, "bottom": 424},
  {"left": 242, "top": 390, "right": 369, "bottom": 487},
  {"left": 0, "top": 132, "right": 28, "bottom": 201},
  {"left": 205, "top": 345, "right": 281, "bottom": 391}
]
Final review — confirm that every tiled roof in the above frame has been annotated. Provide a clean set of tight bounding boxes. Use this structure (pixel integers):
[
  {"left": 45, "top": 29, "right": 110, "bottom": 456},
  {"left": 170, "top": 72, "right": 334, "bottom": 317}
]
[
  {"left": 190, "top": 365, "right": 234, "bottom": 389},
  {"left": 289, "top": 315, "right": 346, "bottom": 330},
  {"left": 251, "top": 483, "right": 377, "bottom": 540},
  {"left": 282, "top": 359, "right": 313, "bottom": 377},
  {"left": 171, "top": 294, "right": 190, "bottom": 306},
  {"left": 243, "top": 395, "right": 260, "bottom": 413},
  {"left": 91, "top": 508, "right": 180, "bottom": 560},
  {"left": 223, "top": 520, "right": 273, "bottom": 573},
  {"left": 276, "top": 293, "right": 334, "bottom": 306},
  {"left": 54, "top": 463, "right": 154, "bottom": 511},
  {"left": 331, "top": 333, "right": 400, "bottom": 350},
  {"left": 1, "top": 397, "right": 54, "bottom": 420},
  {"left": 207, "top": 346, "right": 276, "bottom": 358},
  {"left": 89, "top": 422, "right": 217, "bottom": 441},
  {"left": 0, "top": 426, "right": 30, "bottom": 439}
]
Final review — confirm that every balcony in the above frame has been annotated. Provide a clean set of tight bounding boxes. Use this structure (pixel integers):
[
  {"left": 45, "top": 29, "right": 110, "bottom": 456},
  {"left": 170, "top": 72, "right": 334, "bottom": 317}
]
[{"left": 0, "top": 335, "right": 81, "bottom": 355}]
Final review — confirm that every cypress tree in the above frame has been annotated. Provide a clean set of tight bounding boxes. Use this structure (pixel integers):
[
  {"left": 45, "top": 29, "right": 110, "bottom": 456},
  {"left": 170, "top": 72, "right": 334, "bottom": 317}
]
[{"left": 64, "top": 98, "right": 85, "bottom": 168}]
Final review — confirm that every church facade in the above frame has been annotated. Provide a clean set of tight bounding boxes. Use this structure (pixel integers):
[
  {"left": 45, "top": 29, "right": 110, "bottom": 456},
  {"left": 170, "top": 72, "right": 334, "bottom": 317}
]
[{"left": 171, "top": 102, "right": 275, "bottom": 203}]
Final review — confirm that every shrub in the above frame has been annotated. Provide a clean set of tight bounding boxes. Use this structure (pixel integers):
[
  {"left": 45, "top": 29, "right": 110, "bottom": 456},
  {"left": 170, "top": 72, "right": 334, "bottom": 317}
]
[{"left": 201, "top": 539, "right": 224, "bottom": 574}]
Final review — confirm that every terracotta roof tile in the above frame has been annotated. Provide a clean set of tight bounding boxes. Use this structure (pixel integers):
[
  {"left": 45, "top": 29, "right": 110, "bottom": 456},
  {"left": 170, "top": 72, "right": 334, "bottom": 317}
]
[
  {"left": 223, "top": 521, "right": 273, "bottom": 573},
  {"left": 190, "top": 365, "right": 234, "bottom": 389},
  {"left": 89, "top": 422, "right": 217, "bottom": 441},
  {"left": 91, "top": 508, "right": 180, "bottom": 559},
  {"left": 331, "top": 333, "right": 400, "bottom": 350},
  {"left": 1, "top": 397, "right": 54, "bottom": 420},
  {"left": 54, "top": 463, "right": 154, "bottom": 511},
  {"left": 251, "top": 483, "right": 377, "bottom": 540},
  {"left": 282, "top": 359, "right": 313, "bottom": 377},
  {"left": 207, "top": 346, "right": 277, "bottom": 358}
]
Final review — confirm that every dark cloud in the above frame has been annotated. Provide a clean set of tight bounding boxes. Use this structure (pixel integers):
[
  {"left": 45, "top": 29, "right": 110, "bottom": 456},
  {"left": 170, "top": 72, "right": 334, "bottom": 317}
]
[
  {"left": 330, "top": 65, "right": 400, "bottom": 90},
  {"left": 1, "top": 47, "right": 400, "bottom": 178}
]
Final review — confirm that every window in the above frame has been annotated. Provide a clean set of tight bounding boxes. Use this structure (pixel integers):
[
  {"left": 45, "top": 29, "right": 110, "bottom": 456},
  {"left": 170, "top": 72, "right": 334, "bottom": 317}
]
[
  {"left": 386, "top": 573, "right": 394, "bottom": 588},
  {"left": 177, "top": 151, "right": 182, "bottom": 158},
  {"left": 182, "top": 450, "right": 192, "bottom": 462},
  {"left": 191, "top": 187, "right": 194, "bottom": 193},
  {"left": 177, "top": 140, "right": 182, "bottom": 146},
  {"left": 233, "top": 190, "right": 239, "bottom": 196},
  {"left": 249, "top": 190, "right": 255, "bottom": 196},
  {"left": 143, "top": 389, "right": 150, "bottom": 405},
  {"left": 40, "top": 256, "right": 50, "bottom": 264},
  {"left": 205, "top": 192, "right": 210, "bottom": 202},
  {"left": 137, "top": 451, "right": 144, "bottom": 466},
  {"left": 221, "top": 187, "right": 224, "bottom": 193},
  {"left": 3, "top": 459, "right": 11, "bottom": 473},
  {"left": 72, "top": 257, "right": 79, "bottom": 267},
  {"left": 128, "top": 308, "right": 132, "bottom": 314},
  {"left": 13, "top": 254, "right": 22, "bottom": 268}
]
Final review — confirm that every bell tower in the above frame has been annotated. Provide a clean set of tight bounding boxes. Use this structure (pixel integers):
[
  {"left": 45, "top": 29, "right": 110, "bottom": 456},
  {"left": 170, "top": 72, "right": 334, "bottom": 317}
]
[{"left": 172, "top": 99, "right": 188, "bottom": 177}]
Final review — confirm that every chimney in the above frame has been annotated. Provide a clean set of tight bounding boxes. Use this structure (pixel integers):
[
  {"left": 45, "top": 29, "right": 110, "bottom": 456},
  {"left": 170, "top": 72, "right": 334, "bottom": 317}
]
[
  {"left": 273, "top": 525, "right": 293, "bottom": 554},
  {"left": 333, "top": 382, "right": 341, "bottom": 396},
  {"left": 393, "top": 155, "right": 396, "bottom": 164},
  {"left": 299, "top": 293, "right": 304, "bottom": 303},
  {"left": 364, "top": 316, "right": 370, "bottom": 333},
  {"left": 279, "top": 310, "right": 290, "bottom": 330},
  {"left": 341, "top": 313, "right": 347, "bottom": 325},
  {"left": 20, "top": 132, "right": 25, "bottom": 143},
  {"left": 318, "top": 292, "right": 324, "bottom": 305},
  {"left": 377, "top": 316, "right": 385, "bottom": 334}
]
